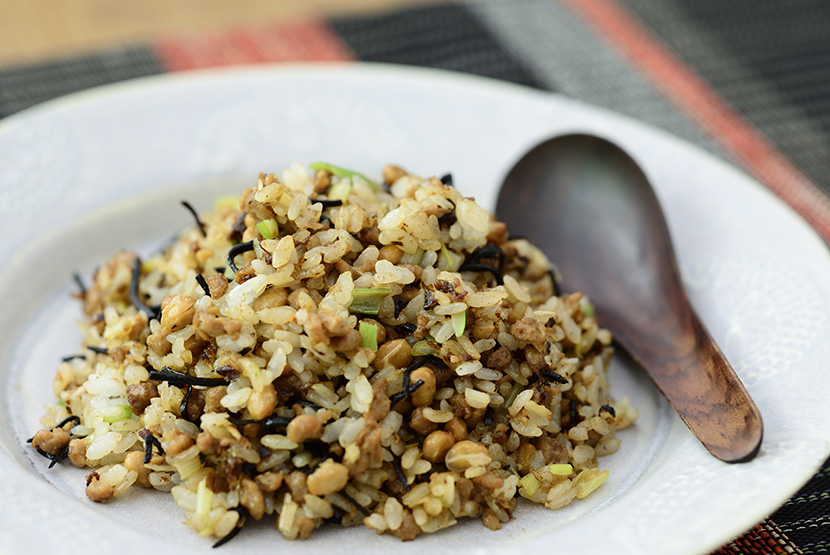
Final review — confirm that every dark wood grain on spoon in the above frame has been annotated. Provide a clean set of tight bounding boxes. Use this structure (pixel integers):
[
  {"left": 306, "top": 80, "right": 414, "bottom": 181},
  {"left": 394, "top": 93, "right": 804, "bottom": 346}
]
[{"left": 497, "top": 134, "right": 763, "bottom": 463}]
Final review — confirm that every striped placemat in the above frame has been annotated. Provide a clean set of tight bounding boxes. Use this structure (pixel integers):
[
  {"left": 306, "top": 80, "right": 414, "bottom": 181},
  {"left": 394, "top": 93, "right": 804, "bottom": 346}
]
[{"left": 2, "top": 0, "right": 828, "bottom": 552}]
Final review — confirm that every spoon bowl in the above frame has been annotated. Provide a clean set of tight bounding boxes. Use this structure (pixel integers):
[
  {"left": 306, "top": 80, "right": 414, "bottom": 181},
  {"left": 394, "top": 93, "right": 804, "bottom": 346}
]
[{"left": 497, "top": 134, "right": 763, "bottom": 463}]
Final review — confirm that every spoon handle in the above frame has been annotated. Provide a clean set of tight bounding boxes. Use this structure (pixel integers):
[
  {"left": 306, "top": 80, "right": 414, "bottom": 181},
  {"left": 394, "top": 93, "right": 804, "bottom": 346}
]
[{"left": 616, "top": 311, "right": 763, "bottom": 463}]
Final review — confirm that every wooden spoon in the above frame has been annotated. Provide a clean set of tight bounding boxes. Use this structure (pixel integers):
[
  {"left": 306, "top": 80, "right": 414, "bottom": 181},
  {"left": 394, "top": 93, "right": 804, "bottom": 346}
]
[{"left": 497, "top": 134, "right": 763, "bottom": 463}]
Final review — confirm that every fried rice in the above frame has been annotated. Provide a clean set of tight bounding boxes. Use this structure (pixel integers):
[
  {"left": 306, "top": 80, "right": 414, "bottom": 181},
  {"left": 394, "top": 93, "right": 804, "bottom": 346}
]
[{"left": 29, "top": 163, "right": 638, "bottom": 543}]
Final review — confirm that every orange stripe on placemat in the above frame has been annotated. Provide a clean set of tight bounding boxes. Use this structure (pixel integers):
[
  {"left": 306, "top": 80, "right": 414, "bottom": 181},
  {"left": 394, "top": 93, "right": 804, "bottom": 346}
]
[
  {"left": 154, "top": 18, "right": 355, "bottom": 72},
  {"left": 562, "top": 0, "right": 830, "bottom": 242}
]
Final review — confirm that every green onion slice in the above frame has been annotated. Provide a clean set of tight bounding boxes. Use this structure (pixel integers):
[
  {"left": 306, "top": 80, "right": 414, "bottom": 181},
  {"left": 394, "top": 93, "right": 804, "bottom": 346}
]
[
  {"left": 350, "top": 288, "right": 391, "bottom": 315},
  {"left": 309, "top": 162, "right": 379, "bottom": 192},
  {"left": 359, "top": 321, "right": 379, "bottom": 352},
  {"left": 505, "top": 384, "right": 521, "bottom": 410},
  {"left": 400, "top": 248, "right": 424, "bottom": 265},
  {"left": 214, "top": 195, "right": 239, "bottom": 209},
  {"left": 411, "top": 340, "right": 440, "bottom": 357},
  {"left": 256, "top": 218, "right": 279, "bottom": 239},
  {"left": 548, "top": 463, "right": 574, "bottom": 476},
  {"left": 437, "top": 243, "right": 464, "bottom": 272},
  {"left": 451, "top": 311, "right": 466, "bottom": 337},
  {"left": 519, "top": 473, "right": 540, "bottom": 496},
  {"left": 581, "top": 299, "right": 595, "bottom": 318},
  {"left": 196, "top": 478, "right": 213, "bottom": 521},
  {"left": 103, "top": 404, "right": 133, "bottom": 423},
  {"left": 241, "top": 358, "right": 261, "bottom": 377},
  {"left": 575, "top": 468, "right": 609, "bottom": 499}
]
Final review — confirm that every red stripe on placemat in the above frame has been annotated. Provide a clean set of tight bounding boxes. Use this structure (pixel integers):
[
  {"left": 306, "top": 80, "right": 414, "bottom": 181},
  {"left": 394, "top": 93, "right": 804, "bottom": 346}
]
[
  {"left": 154, "top": 18, "right": 355, "bottom": 72},
  {"left": 712, "top": 519, "right": 802, "bottom": 555},
  {"left": 562, "top": 0, "right": 830, "bottom": 243}
]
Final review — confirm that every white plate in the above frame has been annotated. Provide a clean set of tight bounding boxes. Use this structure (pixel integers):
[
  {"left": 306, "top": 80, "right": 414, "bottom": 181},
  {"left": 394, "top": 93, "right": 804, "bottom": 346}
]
[{"left": 1, "top": 64, "right": 829, "bottom": 555}]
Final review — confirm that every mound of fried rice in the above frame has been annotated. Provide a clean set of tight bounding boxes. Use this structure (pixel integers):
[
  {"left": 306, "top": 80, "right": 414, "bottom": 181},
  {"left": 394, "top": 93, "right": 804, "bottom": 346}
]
[{"left": 30, "top": 163, "right": 637, "bottom": 543}]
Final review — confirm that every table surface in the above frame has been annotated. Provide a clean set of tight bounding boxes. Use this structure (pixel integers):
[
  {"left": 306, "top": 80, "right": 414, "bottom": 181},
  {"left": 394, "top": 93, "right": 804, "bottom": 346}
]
[{"left": 2, "top": 0, "right": 829, "bottom": 553}]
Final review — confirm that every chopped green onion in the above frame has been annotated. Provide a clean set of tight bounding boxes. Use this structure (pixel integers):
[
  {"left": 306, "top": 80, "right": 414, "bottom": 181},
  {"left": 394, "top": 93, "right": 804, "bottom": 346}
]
[
  {"left": 350, "top": 288, "right": 391, "bottom": 315},
  {"left": 400, "top": 248, "right": 424, "bottom": 265},
  {"left": 505, "top": 383, "right": 521, "bottom": 409},
  {"left": 57, "top": 398, "right": 66, "bottom": 407},
  {"left": 327, "top": 180, "right": 352, "bottom": 203},
  {"left": 241, "top": 358, "right": 261, "bottom": 378},
  {"left": 548, "top": 463, "right": 574, "bottom": 476},
  {"left": 359, "top": 321, "right": 379, "bottom": 352},
  {"left": 581, "top": 299, "right": 595, "bottom": 318},
  {"left": 519, "top": 473, "right": 540, "bottom": 496},
  {"left": 451, "top": 311, "right": 466, "bottom": 337},
  {"left": 309, "top": 162, "right": 379, "bottom": 192},
  {"left": 256, "top": 218, "right": 279, "bottom": 239},
  {"left": 411, "top": 340, "right": 440, "bottom": 357},
  {"left": 252, "top": 238, "right": 264, "bottom": 259},
  {"left": 214, "top": 195, "right": 239, "bottom": 209},
  {"left": 196, "top": 477, "right": 213, "bottom": 521},
  {"left": 103, "top": 404, "right": 133, "bottom": 423},
  {"left": 574, "top": 468, "right": 609, "bottom": 499},
  {"left": 437, "top": 243, "right": 464, "bottom": 272}
]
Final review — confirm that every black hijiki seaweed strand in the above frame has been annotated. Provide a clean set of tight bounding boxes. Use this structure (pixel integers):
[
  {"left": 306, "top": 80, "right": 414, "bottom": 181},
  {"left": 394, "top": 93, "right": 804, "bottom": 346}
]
[
  {"left": 140, "top": 430, "right": 164, "bottom": 464},
  {"left": 72, "top": 272, "right": 87, "bottom": 297},
  {"left": 440, "top": 173, "right": 454, "bottom": 187},
  {"left": 54, "top": 415, "right": 81, "bottom": 430},
  {"left": 392, "top": 456, "right": 410, "bottom": 492},
  {"left": 35, "top": 446, "right": 69, "bottom": 468},
  {"left": 409, "top": 354, "right": 447, "bottom": 371},
  {"left": 299, "top": 455, "right": 331, "bottom": 476},
  {"left": 457, "top": 262, "right": 504, "bottom": 285},
  {"left": 310, "top": 199, "right": 343, "bottom": 208},
  {"left": 180, "top": 384, "right": 194, "bottom": 422},
  {"left": 393, "top": 298, "right": 404, "bottom": 319},
  {"left": 396, "top": 323, "right": 417, "bottom": 335},
  {"left": 296, "top": 399, "right": 322, "bottom": 411},
  {"left": 227, "top": 241, "right": 255, "bottom": 273},
  {"left": 464, "top": 243, "right": 504, "bottom": 273},
  {"left": 87, "top": 345, "right": 109, "bottom": 356},
  {"left": 541, "top": 369, "right": 569, "bottom": 384},
  {"left": 61, "top": 354, "right": 86, "bottom": 362},
  {"left": 339, "top": 490, "right": 370, "bottom": 517},
  {"left": 329, "top": 504, "right": 347, "bottom": 523},
  {"left": 547, "top": 269, "right": 561, "bottom": 297},
  {"left": 396, "top": 354, "right": 446, "bottom": 405},
  {"left": 195, "top": 273, "right": 211, "bottom": 297},
  {"left": 389, "top": 380, "right": 424, "bottom": 406},
  {"left": 569, "top": 399, "right": 579, "bottom": 422},
  {"left": 228, "top": 415, "right": 292, "bottom": 431},
  {"left": 212, "top": 508, "right": 247, "bottom": 548},
  {"left": 181, "top": 200, "right": 207, "bottom": 237},
  {"left": 149, "top": 367, "right": 229, "bottom": 387},
  {"left": 600, "top": 404, "right": 616, "bottom": 418},
  {"left": 130, "top": 258, "right": 160, "bottom": 320},
  {"left": 27, "top": 415, "right": 82, "bottom": 444}
]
